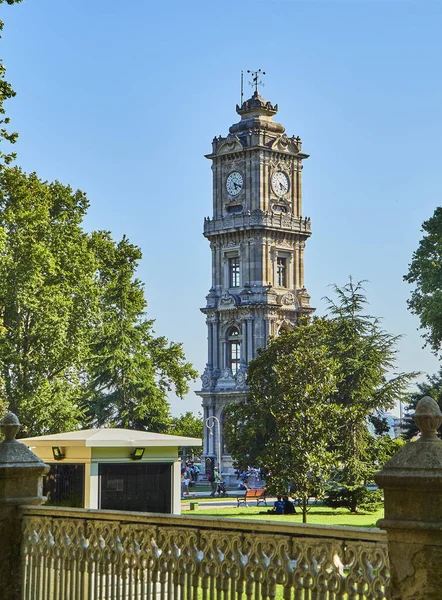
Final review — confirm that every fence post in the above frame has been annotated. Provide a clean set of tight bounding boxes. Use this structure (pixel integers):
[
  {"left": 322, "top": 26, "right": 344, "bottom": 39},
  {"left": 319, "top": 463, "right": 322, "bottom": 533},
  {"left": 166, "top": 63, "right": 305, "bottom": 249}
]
[
  {"left": 375, "top": 396, "right": 442, "bottom": 600},
  {"left": 0, "top": 413, "right": 49, "bottom": 600}
]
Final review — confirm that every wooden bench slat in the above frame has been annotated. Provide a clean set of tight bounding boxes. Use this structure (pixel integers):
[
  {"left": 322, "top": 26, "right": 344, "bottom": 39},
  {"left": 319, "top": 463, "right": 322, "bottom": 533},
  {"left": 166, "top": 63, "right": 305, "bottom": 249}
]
[{"left": 237, "top": 489, "right": 267, "bottom": 507}]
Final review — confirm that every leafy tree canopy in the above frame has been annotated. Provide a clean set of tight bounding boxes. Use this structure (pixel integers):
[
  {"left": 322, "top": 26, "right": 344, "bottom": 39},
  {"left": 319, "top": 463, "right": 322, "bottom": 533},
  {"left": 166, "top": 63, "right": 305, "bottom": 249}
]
[
  {"left": 0, "top": 168, "right": 98, "bottom": 433},
  {"left": 402, "top": 369, "right": 442, "bottom": 440},
  {"left": 86, "top": 232, "right": 198, "bottom": 432},
  {"left": 0, "top": 2, "right": 197, "bottom": 436},
  {"left": 404, "top": 207, "right": 442, "bottom": 354},
  {"left": 225, "top": 317, "right": 341, "bottom": 523},
  {"left": 0, "top": 168, "right": 197, "bottom": 436},
  {"left": 225, "top": 279, "right": 416, "bottom": 517},
  {"left": 323, "top": 279, "right": 417, "bottom": 510},
  {"left": 0, "top": 0, "right": 24, "bottom": 166},
  {"left": 170, "top": 411, "right": 203, "bottom": 459}
]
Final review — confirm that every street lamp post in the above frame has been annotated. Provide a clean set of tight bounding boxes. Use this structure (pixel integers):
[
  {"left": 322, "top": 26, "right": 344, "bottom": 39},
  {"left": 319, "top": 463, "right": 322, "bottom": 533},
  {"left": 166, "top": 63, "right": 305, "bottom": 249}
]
[{"left": 205, "top": 415, "right": 221, "bottom": 475}]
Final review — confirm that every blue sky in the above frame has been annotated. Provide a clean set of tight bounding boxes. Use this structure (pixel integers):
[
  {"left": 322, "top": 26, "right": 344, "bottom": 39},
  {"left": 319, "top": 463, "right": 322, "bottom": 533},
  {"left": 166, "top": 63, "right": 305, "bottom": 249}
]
[{"left": 2, "top": 0, "right": 442, "bottom": 415}]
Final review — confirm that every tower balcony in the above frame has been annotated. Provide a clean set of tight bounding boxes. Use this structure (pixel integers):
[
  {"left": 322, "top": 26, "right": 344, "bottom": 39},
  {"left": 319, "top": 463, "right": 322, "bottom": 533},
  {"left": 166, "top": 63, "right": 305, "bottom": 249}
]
[{"left": 203, "top": 210, "right": 311, "bottom": 236}]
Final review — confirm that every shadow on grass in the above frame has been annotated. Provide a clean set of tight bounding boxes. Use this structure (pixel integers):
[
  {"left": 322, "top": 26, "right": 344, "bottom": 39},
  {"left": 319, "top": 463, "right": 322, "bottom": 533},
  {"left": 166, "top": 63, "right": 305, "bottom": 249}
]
[{"left": 184, "top": 506, "right": 384, "bottom": 529}]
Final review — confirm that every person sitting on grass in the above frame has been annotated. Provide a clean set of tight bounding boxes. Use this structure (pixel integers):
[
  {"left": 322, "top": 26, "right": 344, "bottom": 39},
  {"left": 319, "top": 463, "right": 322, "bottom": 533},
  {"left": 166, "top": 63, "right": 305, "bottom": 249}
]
[
  {"left": 267, "top": 496, "right": 284, "bottom": 515},
  {"left": 283, "top": 496, "right": 296, "bottom": 514}
]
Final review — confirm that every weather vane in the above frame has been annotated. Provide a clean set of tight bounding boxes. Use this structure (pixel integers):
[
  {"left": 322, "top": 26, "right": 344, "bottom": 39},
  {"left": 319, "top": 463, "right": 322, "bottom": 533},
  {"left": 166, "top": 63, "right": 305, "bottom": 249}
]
[{"left": 247, "top": 69, "right": 266, "bottom": 93}]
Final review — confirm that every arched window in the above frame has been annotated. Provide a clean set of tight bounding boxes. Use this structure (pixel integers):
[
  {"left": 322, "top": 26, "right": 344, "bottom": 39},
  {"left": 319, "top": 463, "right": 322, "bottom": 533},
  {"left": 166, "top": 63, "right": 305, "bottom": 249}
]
[
  {"left": 227, "top": 326, "right": 241, "bottom": 375},
  {"left": 276, "top": 257, "right": 287, "bottom": 287}
]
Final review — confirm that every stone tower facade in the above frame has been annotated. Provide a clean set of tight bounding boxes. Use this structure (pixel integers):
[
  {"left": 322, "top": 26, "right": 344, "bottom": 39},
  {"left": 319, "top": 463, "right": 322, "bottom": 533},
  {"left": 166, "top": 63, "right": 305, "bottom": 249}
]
[{"left": 197, "top": 90, "right": 313, "bottom": 475}]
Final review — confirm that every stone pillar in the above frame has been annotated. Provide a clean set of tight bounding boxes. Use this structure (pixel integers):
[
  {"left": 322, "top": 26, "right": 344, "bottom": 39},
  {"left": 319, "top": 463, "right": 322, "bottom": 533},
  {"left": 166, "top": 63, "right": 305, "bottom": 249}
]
[
  {"left": 0, "top": 412, "right": 49, "bottom": 600},
  {"left": 247, "top": 317, "right": 254, "bottom": 362},
  {"left": 241, "top": 320, "right": 247, "bottom": 363},
  {"left": 207, "top": 321, "right": 213, "bottom": 366},
  {"left": 375, "top": 397, "right": 442, "bottom": 600}
]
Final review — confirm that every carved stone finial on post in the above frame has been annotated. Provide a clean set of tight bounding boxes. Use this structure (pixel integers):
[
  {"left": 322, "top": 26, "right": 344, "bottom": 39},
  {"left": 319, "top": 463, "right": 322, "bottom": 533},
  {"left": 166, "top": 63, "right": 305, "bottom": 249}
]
[
  {"left": 375, "top": 396, "right": 442, "bottom": 599},
  {"left": 0, "top": 412, "right": 22, "bottom": 440},
  {"left": 0, "top": 412, "right": 49, "bottom": 600},
  {"left": 413, "top": 396, "right": 442, "bottom": 440},
  {"left": 0, "top": 412, "right": 49, "bottom": 505}
]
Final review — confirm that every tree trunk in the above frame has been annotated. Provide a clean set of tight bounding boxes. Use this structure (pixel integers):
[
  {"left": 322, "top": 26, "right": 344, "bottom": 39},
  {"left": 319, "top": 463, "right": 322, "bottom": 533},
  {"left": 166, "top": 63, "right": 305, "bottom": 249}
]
[{"left": 302, "top": 497, "right": 308, "bottom": 523}]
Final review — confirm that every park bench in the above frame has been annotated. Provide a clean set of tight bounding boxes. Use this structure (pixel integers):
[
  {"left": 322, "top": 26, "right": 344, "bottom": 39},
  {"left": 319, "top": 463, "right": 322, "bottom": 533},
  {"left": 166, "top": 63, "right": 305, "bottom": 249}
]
[{"left": 237, "top": 488, "right": 267, "bottom": 507}]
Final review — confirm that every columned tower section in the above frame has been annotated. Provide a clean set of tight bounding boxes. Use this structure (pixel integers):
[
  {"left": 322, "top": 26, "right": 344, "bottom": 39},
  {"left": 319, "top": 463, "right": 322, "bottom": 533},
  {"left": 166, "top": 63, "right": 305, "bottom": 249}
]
[{"left": 197, "top": 91, "right": 313, "bottom": 474}]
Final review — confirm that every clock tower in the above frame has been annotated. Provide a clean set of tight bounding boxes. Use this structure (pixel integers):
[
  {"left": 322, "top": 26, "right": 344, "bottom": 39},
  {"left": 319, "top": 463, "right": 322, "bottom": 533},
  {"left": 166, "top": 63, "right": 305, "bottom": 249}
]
[{"left": 197, "top": 83, "right": 313, "bottom": 475}]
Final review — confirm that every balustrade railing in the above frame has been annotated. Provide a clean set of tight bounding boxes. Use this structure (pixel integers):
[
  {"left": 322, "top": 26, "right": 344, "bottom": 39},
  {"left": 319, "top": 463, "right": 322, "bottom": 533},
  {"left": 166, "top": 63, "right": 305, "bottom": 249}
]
[
  {"left": 20, "top": 506, "right": 389, "bottom": 600},
  {"left": 203, "top": 212, "right": 312, "bottom": 235}
]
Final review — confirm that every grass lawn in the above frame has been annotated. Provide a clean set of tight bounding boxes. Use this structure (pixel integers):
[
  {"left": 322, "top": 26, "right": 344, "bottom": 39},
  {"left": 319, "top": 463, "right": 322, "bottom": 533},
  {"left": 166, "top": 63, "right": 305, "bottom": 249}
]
[{"left": 183, "top": 504, "right": 384, "bottom": 528}]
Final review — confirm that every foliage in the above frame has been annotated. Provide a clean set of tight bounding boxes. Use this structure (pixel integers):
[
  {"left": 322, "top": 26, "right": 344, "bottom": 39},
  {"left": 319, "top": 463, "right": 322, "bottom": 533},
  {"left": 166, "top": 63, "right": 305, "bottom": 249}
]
[
  {"left": 402, "top": 369, "right": 442, "bottom": 440},
  {"left": 225, "top": 279, "right": 415, "bottom": 518},
  {"left": 0, "top": 168, "right": 98, "bottom": 434},
  {"left": 170, "top": 411, "right": 203, "bottom": 458},
  {"left": 323, "top": 486, "right": 383, "bottom": 513},
  {"left": 323, "top": 279, "right": 417, "bottom": 512},
  {"left": 0, "top": 2, "right": 197, "bottom": 434},
  {"left": 0, "top": 168, "right": 197, "bottom": 435},
  {"left": 225, "top": 318, "right": 341, "bottom": 523},
  {"left": 404, "top": 207, "right": 442, "bottom": 354},
  {"left": 0, "top": 1, "right": 22, "bottom": 167},
  {"left": 324, "top": 435, "right": 403, "bottom": 512},
  {"left": 84, "top": 233, "right": 198, "bottom": 432}
]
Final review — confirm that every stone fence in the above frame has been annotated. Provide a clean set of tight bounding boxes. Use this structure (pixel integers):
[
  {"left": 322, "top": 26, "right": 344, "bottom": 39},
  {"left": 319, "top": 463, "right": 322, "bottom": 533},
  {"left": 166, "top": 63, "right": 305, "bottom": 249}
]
[
  {"left": 20, "top": 506, "right": 389, "bottom": 600},
  {"left": 1, "top": 396, "right": 442, "bottom": 599}
]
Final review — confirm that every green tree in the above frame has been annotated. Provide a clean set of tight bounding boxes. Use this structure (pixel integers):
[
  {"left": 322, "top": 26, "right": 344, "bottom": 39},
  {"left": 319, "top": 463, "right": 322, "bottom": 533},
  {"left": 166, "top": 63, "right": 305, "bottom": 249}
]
[
  {"left": 0, "top": 169, "right": 198, "bottom": 436},
  {"left": 86, "top": 233, "right": 198, "bottom": 432},
  {"left": 0, "top": 0, "right": 22, "bottom": 167},
  {"left": 325, "top": 434, "right": 404, "bottom": 512},
  {"left": 0, "top": 1, "right": 197, "bottom": 435},
  {"left": 402, "top": 369, "right": 442, "bottom": 440},
  {"left": 225, "top": 318, "right": 341, "bottom": 523},
  {"left": 170, "top": 411, "right": 203, "bottom": 459},
  {"left": 323, "top": 279, "right": 417, "bottom": 511},
  {"left": 0, "top": 167, "right": 98, "bottom": 434},
  {"left": 404, "top": 207, "right": 442, "bottom": 354},
  {"left": 226, "top": 279, "right": 415, "bottom": 516}
]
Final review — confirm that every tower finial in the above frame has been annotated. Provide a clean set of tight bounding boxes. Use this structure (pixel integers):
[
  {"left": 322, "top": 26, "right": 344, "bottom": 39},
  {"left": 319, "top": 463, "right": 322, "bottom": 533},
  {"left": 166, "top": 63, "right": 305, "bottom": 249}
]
[{"left": 247, "top": 69, "right": 266, "bottom": 93}]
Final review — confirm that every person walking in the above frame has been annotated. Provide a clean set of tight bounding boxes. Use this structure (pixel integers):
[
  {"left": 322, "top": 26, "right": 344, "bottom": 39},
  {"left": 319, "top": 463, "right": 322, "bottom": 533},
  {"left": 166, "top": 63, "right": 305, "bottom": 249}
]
[
  {"left": 208, "top": 468, "right": 217, "bottom": 497},
  {"left": 213, "top": 467, "right": 221, "bottom": 496}
]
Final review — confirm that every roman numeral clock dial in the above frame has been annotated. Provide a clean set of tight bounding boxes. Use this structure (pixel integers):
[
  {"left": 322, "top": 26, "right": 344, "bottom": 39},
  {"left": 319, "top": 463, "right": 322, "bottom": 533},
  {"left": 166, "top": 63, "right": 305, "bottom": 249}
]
[
  {"left": 226, "top": 171, "right": 243, "bottom": 197},
  {"left": 272, "top": 171, "right": 290, "bottom": 196}
]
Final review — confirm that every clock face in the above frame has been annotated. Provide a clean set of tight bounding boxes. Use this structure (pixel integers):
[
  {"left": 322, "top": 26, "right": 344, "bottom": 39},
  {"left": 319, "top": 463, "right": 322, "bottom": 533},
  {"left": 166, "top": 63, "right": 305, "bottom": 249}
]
[
  {"left": 272, "top": 171, "right": 290, "bottom": 196},
  {"left": 226, "top": 171, "right": 243, "bottom": 197}
]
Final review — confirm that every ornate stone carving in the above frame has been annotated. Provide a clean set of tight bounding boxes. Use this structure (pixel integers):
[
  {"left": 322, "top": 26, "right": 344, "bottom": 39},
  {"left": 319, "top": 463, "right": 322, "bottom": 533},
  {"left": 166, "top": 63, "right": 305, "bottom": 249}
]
[
  {"left": 296, "top": 287, "right": 311, "bottom": 307},
  {"left": 281, "top": 292, "right": 296, "bottom": 306},
  {"left": 201, "top": 366, "right": 213, "bottom": 389},
  {"left": 414, "top": 396, "right": 442, "bottom": 439},
  {"left": 219, "top": 292, "right": 237, "bottom": 308},
  {"left": 235, "top": 367, "right": 247, "bottom": 387},
  {"left": 21, "top": 510, "right": 390, "bottom": 600},
  {"left": 200, "top": 90, "right": 313, "bottom": 475},
  {"left": 215, "top": 368, "right": 236, "bottom": 390},
  {"left": 0, "top": 413, "right": 49, "bottom": 507},
  {"left": 271, "top": 133, "right": 300, "bottom": 154},
  {"left": 217, "top": 134, "right": 243, "bottom": 155}
]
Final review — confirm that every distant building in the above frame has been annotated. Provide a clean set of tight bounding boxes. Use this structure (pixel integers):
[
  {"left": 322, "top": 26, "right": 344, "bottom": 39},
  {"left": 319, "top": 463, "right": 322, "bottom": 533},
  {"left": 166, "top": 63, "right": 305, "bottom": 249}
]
[
  {"left": 197, "top": 85, "right": 314, "bottom": 474},
  {"left": 391, "top": 416, "right": 405, "bottom": 438}
]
